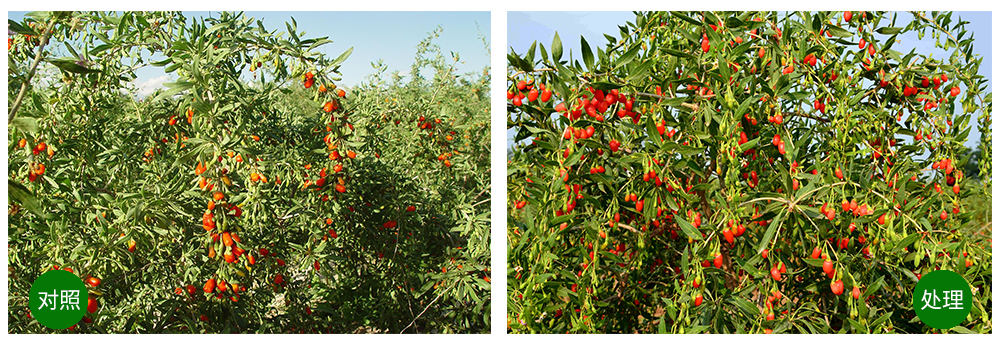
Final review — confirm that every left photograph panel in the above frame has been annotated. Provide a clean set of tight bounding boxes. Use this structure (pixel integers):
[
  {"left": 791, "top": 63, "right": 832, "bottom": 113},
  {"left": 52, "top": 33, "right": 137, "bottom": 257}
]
[{"left": 8, "top": 11, "right": 491, "bottom": 334}]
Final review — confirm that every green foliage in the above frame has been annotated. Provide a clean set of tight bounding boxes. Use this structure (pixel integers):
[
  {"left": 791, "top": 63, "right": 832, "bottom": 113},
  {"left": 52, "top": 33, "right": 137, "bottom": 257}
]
[
  {"left": 8, "top": 11, "right": 490, "bottom": 333},
  {"left": 507, "top": 11, "right": 991, "bottom": 334}
]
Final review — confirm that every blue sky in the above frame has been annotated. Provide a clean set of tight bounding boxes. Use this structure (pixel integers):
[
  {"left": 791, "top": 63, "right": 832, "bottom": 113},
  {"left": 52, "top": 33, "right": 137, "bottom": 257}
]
[
  {"left": 9, "top": 11, "right": 490, "bottom": 96},
  {"left": 507, "top": 11, "right": 993, "bottom": 150}
]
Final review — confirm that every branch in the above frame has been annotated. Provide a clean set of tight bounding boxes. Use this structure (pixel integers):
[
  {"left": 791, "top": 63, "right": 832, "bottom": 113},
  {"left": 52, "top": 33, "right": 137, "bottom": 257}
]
[
  {"left": 400, "top": 283, "right": 456, "bottom": 333},
  {"left": 617, "top": 223, "right": 642, "bottom": 234},
  {"left": 910, "top": 11, "right": 957, "bottom": 45},
  {"left": 9, "top": 16, "right": 60, "bottom": 124},
  {"left": 508, "top": 68, "right": 556, "bottom": 79}
]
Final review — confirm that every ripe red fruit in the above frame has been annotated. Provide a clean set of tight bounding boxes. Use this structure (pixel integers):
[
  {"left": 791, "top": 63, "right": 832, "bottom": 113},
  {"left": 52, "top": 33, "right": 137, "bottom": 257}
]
[
  {"left": 761, "top": 249, "right": 768, "bottom": 259},
  {"left": 713, "top": 254, "right": 723, "bottom": 269},
  {"left": 222, "top": 232, "right": 234, "bottom": 247},
  {"left": 609, "top": 140, "right": 620, "bottom": 153},
  {"left": 852, "top": 286, "right": 861, "bottom": 299},
  {"left": 878, "top": 213, "right": 886, "bottom": 225},
  {"left": 87, "top": 295, "right": 98, "bottom": 313},
  {"left": 950, "top": 86, "right": 960, "bottom": 97},
  {"left": 323, "top": 101, "right": 335, "bottom": 113},
  {"left": 383, "top": 220, "right": 398, "bottom": 229},
  {"left": 770, "top": 266, "right": 781, "bottom": 281},
  {"left": 406, "top": 205, "right": 416, "bottom": 212},
  {"left": 723, "top": 229, "right": 734, "bottom": 245},
  {"left": 540, "top": 89, "right": 552, "bottom": 102},
  {"left": 835, "top": 167, "right": 844, "bottom": 180},
  {"left": 940, "top": 210, "right": 947, "bottom": 220},
  {"left": 701, "top": 36, "right": 710, "bottom": 53},
  {"left": 527, "top": 88, "right": 539, "bottom": 102},
  {"left": 822, "top": 259, "right": 834, "bottom": 275},
  {"left": 694, "top": 294, "right": 703, "bottom": 306},
  {"left": 86, "top": 276, "right": 101, "bottom": 287},
  {"left": 831, "top": 280, "right": 844, "bottom": 295},
  {"left": 554, "top": 103, "right": 567, "bottom": 113},
  {"left": 204, "top": 278, "right": 217, "bottom": 294}
]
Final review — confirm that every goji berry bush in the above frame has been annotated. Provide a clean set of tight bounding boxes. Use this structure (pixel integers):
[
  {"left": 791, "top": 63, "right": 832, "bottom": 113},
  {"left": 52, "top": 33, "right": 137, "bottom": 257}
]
[
  {"left": 8, "top": 11, "right": 490, "bottom": 333},
  {"left": 507, "top": 11, "right": 991, "bottom": 333}
]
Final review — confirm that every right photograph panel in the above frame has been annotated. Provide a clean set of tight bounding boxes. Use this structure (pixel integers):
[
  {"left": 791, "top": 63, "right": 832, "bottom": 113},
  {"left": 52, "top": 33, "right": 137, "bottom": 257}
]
[{"left": 506, "top": 11, "right": 992, "bottom": 334}]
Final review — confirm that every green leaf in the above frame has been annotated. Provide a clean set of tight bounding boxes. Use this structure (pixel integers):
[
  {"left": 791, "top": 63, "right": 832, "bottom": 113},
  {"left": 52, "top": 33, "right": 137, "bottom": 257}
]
[
  {"left": 331, "top": 47, "right": 354, "bottom": 66},
  {"left": 152, "top": 81, "right": 194, "bottom": 102},
  {"left": 756, "top": 211, "right": 785, "bottom": 254},
  {"left": 870, "top": 311, "right": 893, "bottom": 328},
  {"left": 552, "top": 32, "right": 563, "bottom": 61},
  {"left": 949, "top": 326, "right": 976, "bottom": 334},
  {"left": 10, "top": 117, "right": 39, "bottom": 134},
  {"left": 9, "top": 179, "right": 51, "bottom": 219},
  {"left": 674, "top": 215, "right": 702, "bottom": 241},
  {"left": 876, "top": 27, "right": 903, "bottom": 35},
  {"left": 893, "top": 232, "right": 920, "bottom": 252},
  {"left": 48, "top": 58, "right": 101, "bottom": 74},
  {"left": 826, "top": 25, "right": 854, "bottom": 38},
  {"left": 8, "top": 19, "right": 37, "bottom": 36},
  {"left": 581, "top": 36, "right": 594, "bottom": 71},
  {"left": 616, "top": 43, "right": 642, "bottom": 69},
  {"left": 738, "top": 138, "right": 759, "bottom": 153},
  {"left": 662, "top": 49, "right": 695, "bottom": 60}
]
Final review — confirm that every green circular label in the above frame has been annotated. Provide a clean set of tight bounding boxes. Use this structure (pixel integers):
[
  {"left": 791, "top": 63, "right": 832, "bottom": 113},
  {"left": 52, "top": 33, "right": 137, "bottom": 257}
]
[
  {"left": 28, "top": 270, "right": 87, "bottom": 329},
  {"left": 912, "top": 270, "right": 972, "bottom": 329}
]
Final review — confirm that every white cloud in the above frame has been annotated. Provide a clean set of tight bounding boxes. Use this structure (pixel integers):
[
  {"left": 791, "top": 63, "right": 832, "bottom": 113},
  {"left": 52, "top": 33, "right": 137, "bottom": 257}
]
[{"left": 134, "top": 75, "right": 171, "bottom": 98}]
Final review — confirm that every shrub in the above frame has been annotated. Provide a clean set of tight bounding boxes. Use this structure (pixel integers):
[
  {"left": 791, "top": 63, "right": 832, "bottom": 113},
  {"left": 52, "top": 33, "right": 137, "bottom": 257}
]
[
  {"left": 506, "top": 11, "right": 991, "bottom": 334},
  {"left": 8, "top": 11, "right": 490, "bottom": 333}
]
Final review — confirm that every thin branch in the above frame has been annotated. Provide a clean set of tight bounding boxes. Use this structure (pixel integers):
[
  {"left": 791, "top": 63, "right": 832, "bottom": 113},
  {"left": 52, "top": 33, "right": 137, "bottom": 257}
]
[
  {"left": 508, "top": 68, "right": 556, "bottom": 79},
  {"left": 9, "top": 16, "right": 60, "bottom": 124},
  {"left": 909, "top": 11, "right": 957, "bottom": 45},
  {"left": 400, "top": 283, "right": 455, "bottom": 333},
  {"left": 617, "top": 223, "right": 642, "bottom": 234}
]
